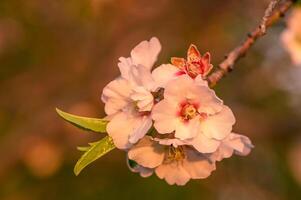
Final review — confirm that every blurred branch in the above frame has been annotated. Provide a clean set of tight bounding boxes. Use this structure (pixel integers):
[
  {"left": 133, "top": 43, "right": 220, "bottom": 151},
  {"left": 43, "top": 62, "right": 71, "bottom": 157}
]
[{"left": 208, "top": 0, "right": 295, "bottom": 87}]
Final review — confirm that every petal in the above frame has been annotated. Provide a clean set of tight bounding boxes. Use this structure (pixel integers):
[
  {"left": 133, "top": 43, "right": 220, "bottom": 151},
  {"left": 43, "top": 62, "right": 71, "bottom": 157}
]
[
  {"left": 171, "top": 57, "right": 186, "bottom": 70},
  {"left": 152, "top": 99, "right": 178, "bottom": 134},
  {"left": 118, "top": 57, "right": 133, "bottom": 80},
  {"left": 129, "top": 116, "right": 152, "bottom": 144},
  {"left": 200, "top": 105, "right": 235, "bottom": 140},
  {"left": 127, "top": 157, "right": 153, "bottom": 178},
  {"left": 131, "top": 86, "right": 154, "bottom": 112},
  {"left": 155, "top": 162, "right": 191, "bottom": 186},
  {"left": 164, "top": 75, "right": 194, "bottom": 101},
  {"left": 189, "top": 133, "right": 221, "bottom": 153},
  {"left": 128, "top": 136, "right": 165, "bottom": 168},
  {"left": 225, "top": 133, "right": 254, "bottom": 156},
  {"left": 194, "top": 86, "right": 223, "bottom": 115},
  {"left": 201, "top": 52, "right": 214, "bottom": 76},
  {"left": 152, "top": 64, "right": 181, "bottom": 89},
  {"left": 209, "top": 133, "right": 254, "bottom": 162},
  {"left": 128, "top": 65, "right": 155, "bottom": 90},
  {"left": 131, "top": 37, "right": 161, "bottom": 70},
  {"left": 102, "top": 78, "right": 132, "bottom": 115},
  {"left": 154, "top": 138, "right": 187, "bottom": 148},
  {"left": 174, "top": 117, "right": 200, "bottom": 140},
  {"left": 208, "top": 143, "right": 234, "bottom": 162},
  {"left": 194, "top": 75, "right": 209, "bottom": 86},
  {"left": 182, "top": 148, "right": 216, "bottom": 179},
  {"left": 106, "top": 112, "right": 135, "bottom": 149},
  {"left": 187, "top": 44, "right": 201, "bottom": 62}
]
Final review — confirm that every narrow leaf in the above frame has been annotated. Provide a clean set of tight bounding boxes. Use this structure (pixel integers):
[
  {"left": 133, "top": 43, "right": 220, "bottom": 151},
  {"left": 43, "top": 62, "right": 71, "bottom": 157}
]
[
  {"left": 74, "top": 136, "right": 115, "bottom": 175},
  {"left": 56, "top": 108, "right": 108, "bottom": 133}
]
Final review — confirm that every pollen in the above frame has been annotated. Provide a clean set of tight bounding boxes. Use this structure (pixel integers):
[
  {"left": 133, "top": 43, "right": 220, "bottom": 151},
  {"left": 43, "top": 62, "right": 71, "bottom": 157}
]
[
  {"left": 166, "top": 146, "right": 186, "bottom": 162},
  {"left": 180, "top": 103, "right": 198, "bottom": 120}
]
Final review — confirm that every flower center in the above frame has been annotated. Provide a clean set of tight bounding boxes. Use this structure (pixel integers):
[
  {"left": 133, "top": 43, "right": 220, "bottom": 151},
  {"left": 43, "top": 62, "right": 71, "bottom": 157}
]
[
  {"left": 179, "top": 102, "right": 199, "bottom": 121},
  {"left": 167, "top": 146, "right": 186, "bottom": 162}
]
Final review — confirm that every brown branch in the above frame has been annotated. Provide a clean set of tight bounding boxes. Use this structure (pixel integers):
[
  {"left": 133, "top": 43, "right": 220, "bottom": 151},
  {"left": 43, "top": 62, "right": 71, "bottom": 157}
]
[{"left": 208, "top": 0, "right": 295, "bottom": 87}]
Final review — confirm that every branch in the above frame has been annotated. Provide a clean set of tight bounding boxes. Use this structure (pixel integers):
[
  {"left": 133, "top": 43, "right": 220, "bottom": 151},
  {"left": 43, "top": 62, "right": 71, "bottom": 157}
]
[{"left": 207, "top": 0, "right": 295, "bottom": 87}]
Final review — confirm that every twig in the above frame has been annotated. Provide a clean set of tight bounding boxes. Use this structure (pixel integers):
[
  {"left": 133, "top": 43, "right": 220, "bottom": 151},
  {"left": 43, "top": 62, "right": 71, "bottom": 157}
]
[{"left": 208, "top": 0, "right": 295, "bottom": 87}]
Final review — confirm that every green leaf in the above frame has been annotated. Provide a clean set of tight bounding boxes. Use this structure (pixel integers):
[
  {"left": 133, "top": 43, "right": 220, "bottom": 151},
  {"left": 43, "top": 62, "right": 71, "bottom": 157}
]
[
  {"left": 77, "top": 146, "right": 91, "bottom": 152},
  {"left": 56, "top": 108, "right": 108, "bottom": 133},
  {"left": 74, "top": 136, "right": 115, "bottom": 175}
]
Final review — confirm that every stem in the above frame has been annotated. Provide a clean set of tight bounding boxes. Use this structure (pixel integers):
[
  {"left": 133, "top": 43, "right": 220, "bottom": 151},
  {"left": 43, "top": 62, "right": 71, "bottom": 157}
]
[{"left": 207, "top": 0, "right": 295, "bottom": 87}]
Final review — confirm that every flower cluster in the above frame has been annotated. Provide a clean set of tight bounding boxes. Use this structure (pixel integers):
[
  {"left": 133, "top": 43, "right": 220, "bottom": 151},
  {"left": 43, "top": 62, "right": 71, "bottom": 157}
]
[
  {"left": 102, "top": 37, "right": 253, "bottom": 185},
  {"left": 281, "top": 7, "right": 301, "bottom": 66}
]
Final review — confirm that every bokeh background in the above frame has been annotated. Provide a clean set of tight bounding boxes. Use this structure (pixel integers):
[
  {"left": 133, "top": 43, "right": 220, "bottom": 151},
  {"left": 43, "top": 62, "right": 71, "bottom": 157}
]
[{"left": 1, "top": 0, "right": 301, "bottom": 199}]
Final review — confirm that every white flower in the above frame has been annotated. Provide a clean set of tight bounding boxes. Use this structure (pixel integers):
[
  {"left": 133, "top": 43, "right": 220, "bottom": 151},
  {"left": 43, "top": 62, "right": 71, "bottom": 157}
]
[
  {"left": 102, "top": 37, "right": 161, "bottom": 149},
  {"left": 127, "top": 134, "right": 253, "bottom": 185},
  {"left": 281, "top": 8, "right": 301, "bottom": 66},
  {"left": 128, "top": 136, "right": 216, "bottom": 186},
  {"left": 152, "top": 75, "right": 235, "bottom": 153}
]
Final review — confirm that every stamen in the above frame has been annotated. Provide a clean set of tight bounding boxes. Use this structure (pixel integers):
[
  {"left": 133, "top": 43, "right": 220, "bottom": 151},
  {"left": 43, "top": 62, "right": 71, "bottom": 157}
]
[
  {"left": 166, "top": 146, "right": 186, "bottom": 162},
  {"left": 178, "top": 102, "right": 199, "bottom": 121}
]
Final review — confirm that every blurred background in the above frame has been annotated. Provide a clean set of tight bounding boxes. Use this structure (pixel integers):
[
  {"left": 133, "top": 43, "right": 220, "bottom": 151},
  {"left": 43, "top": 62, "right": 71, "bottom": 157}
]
[{"left": 1, "top": 0, "right": 301, "bottom": 199}]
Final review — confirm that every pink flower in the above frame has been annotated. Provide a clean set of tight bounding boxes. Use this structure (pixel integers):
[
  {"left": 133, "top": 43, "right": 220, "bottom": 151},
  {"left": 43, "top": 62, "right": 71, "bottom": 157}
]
[
  {"left": 152, "top": 75, "right": 236, "bottom": 153},
  {"left": 127, "top": 134, "right": 253, "bottom": 185},
  {"left": 128, "top": 136, "right": 216, "bottom": 185},
  {"left": 102, "top": 37, "right": 161, "bottom": 149}
]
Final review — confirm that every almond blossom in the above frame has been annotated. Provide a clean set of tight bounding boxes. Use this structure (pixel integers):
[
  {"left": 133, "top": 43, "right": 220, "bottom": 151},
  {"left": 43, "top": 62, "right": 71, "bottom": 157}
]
[
  {"left": 102, "top": 37, "right": 161, "bottom": 149},
  {"left": 127, "top": 134, "right": 253, "bottom": 185},
  {"left": 100, "top": 36, "right": 253, "bottom": 185},
  {"left": 152, "top": 44, "right": 213, "bottom": 88},
  {"left": 281, "top": 7, "right": 301, "bottom": 66},
  {"left": 152, "top": 75, "right": 235, "bottom": 153}
]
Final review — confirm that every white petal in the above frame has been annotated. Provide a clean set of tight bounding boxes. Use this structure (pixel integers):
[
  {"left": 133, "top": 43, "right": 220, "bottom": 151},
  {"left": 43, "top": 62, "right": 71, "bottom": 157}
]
[
  {"left": 128, "top": 65, "right": 155, "bottom": 90},
  {"left": 131, "top": 86, "right": 154, "bottom": 112},
  {"left": 152, "top": 99, "right": 178, "bottom": 134},
  {"left": 194, "top": 86, "right": 223, "bottom": 115},
  {"left": 106, "top": 112, "right": 135, "bottom": 149},
  {"left": 208, "top": 143, "right": 234, "bottom": 162},
  {"left": 152, "top": 64, "right": 181, "bottom": 89},
  {"left": 194, "top": 75, "right": 209, "bottom": 86},
  {"left": 189, "top": 133, "right": 221, "bottom": 153},
  {"left": 131, "top": 37, "right": 161, "bottom": 70},
  {"left": 209, "top": 133, "right": 254, "bottom": 161},
  {"left": 155, "top": 162, "right": 191, "bottom": 186},
  {"left": 118, "top": 57, "right": 134, "bottom": 79},
  {"left": 129, "top": 116, "right": 152, "bottom": 144},
  {"left": 154, "top": 138, "right": 187, "bottom": 147},
  {"left": 182, "top": 148, "right": 216, "bottom": 179},
  {"left": 225, "top": 133, "right": 254, "bottom": 156},
  {"left": 200, "top": 105, "right": 235, "bottom": 140},
  {"left": 174, "top": 117, "right": 200, "bottom": 140},
  {"left": 128, "top": 136, "right": 165, "bottom": 168},
  {"left": 164, "top": 75, "right": 194, "bottom": 102},
  {"left": 102, "top": 78, "right": 132, "bottom": 115},
  {"left": 163, "top": 75, "right": 222, "bottom": 115}
]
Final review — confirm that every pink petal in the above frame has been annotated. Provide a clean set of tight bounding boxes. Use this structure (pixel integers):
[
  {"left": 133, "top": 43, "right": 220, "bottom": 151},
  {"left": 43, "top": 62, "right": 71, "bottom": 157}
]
[
  {"left": 200, "top": 105, "right": 235, "bottom": 140},
  {"left": 130, "top": 37, "right": 161, "bottom": 70},
  {"left": 182, "top": 148, "right": 216, "bottom": 179},
  {"left": 128, "top": 136, "right": 165, "bottom": 168},
  {"left": 155, "top": 162, "right": 191, "bottom": 186}
]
